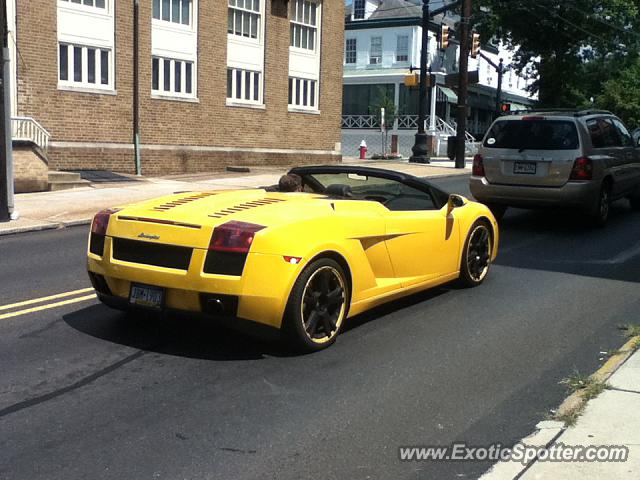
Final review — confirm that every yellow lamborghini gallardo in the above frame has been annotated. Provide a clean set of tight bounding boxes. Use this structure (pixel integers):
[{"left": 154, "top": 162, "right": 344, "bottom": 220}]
[{"left": 87, "top": 166, "right": 499, "bottom": 351}]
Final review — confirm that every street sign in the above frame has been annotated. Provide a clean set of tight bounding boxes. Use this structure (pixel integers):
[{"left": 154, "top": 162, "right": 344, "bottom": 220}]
[{"left": 445, "top": 70, "right": 479, "bottom": 88}]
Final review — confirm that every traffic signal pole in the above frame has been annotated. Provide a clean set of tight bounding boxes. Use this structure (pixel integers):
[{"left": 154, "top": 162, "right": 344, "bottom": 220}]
[
  {"left": 409, "top": 0, "right": 431, "bottom": 164},
  {"left": 454, "top": 0, "right": 472, "bottom": 169},
  {"left": 0, "top": 0, "right": 9, "bottom": 222}
]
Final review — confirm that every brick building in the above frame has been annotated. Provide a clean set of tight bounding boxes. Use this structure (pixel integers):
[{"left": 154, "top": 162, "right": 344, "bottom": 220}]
[{"left": 11, "top": 0, "right": 343, "bottom": 181}]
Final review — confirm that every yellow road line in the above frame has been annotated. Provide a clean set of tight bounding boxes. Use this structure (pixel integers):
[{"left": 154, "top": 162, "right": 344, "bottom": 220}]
[
  {"left": 0, "top": 288, "right": 95, "bottom": 312},
  {"left": 0, "top": 294, "right": 97, "bottom": 321}
]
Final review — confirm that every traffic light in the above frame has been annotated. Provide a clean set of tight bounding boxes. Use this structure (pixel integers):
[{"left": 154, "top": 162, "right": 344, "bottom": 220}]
[
  {"left": 471, "top": 33, "right": 481, "bottom": 58},
  {"left": 440, "top": 24, "right": 450, "bottom": 50},
  {"left": 500, "top": 103, "right": 511, "bottom": 113}
]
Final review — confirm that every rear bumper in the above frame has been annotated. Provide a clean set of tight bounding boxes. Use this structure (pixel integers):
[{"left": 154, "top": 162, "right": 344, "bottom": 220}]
[
  {"left": 87, "top": 236, "right": 302, "bottom": 329},
  {"left": 469, "top": 176, "right": 600, "bottom": 209}
]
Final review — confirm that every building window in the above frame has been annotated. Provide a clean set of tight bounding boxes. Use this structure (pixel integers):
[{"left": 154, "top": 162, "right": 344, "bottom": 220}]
[
  {"left": 58, "top": 43, "right": 112, "bottom": 88},
  {"left": 288, "top": 77, "right": 317, "bottom": 109},
  {"left": 153, "top": 0, "right": 192, "bottom": 26},
  {"left": 60, "top": 0, "right": 106, "bottom": 8},
  {"left": 345, "top": 38, "right": 356, "bottom": 64},
  {"left": 370, "top": 36, "right": 382, "bottom": 64},
  {"left": 290, "top": 0, "right": 318, "bottom": 50},
  {"left": 353, "top": 0, "right": 364, "bottom": 19},
  {"left": 396, "top": 35, "right": 408, "bottom": 62},
  {"left": 152, "top": 57, "right": 194, "bottom": 96},
  {"left": 228, "top": 0, "right": 260, "bottom": 39},
  {"left": 226, "top": 68, "right": 261, "bottom": 103}
]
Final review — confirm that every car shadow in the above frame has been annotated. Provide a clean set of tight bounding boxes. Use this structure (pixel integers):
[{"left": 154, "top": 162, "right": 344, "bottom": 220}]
[
  {"left": 494, "top": 200, "right": 640, "bottom": 283},
  {"left": 63, "top": 304, "right": 297, "bottom": 361}
]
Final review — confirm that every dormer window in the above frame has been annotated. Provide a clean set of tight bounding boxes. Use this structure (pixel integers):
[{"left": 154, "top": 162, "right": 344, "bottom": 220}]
[{"left": 353, "top": 0, "right": 365, "bottom": 19}]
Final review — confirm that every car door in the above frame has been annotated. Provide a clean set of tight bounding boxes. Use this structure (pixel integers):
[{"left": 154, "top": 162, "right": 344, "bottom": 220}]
[
  {"left": 612, "top": 118, "right": 640, "bottom": 195},
  {"left": 596, "top": 118, "right": 627, "bottom": 197},
  {"left": 381, "top": 183, "right": 460, "bottom": 287}
]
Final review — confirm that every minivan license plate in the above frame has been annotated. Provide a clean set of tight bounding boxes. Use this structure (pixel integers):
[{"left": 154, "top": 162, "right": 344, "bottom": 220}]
[
  {"left": 130, "top": 284, "right": 164, "bottom": 309},
  {"left": 514, "top": 162, "right": 536, "bottom": 174}
]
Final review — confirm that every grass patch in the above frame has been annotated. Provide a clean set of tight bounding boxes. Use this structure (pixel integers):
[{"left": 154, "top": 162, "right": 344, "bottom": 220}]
[
  {"left": 560, "top": 370, "right": 606, "bottom": 400},
  {"left": 556, "top": 409, "right": 580, "bottom": 427},
  {"left": 623, "top": 324, "right": 640, "bottom": 339}
]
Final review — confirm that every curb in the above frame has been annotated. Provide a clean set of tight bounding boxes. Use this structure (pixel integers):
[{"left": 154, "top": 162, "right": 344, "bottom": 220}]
[
  {"left": 0, "top": 218, "right": 91, "bottom": 237},
  {"left": 554, "top": 334, "right": 640, "bottom": 423}
]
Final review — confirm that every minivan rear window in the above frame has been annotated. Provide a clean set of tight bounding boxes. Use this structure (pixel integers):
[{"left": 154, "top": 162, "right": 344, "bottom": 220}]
[{"left": 484, "top": 119, "right": 579, "bottom": 150}]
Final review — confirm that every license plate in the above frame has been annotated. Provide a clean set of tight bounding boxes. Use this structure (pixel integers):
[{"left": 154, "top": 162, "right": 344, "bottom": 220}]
[
  {"left": 514, "top": 161, "right": 537, "bottom": 174},
  {"left": 129, "top": 284, "right": 164, "bottom": 309}
]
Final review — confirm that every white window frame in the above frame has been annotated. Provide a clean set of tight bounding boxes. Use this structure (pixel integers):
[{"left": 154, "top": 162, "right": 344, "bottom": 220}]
[
  {"left": 370, "top": 36, "right": 382, "bottom": 65},
  {"left": 59, "top": 0, "right": 108, "bottom": 12},
  {"left": 353, "top": 0, "right": 365, "bottom": 19},
  {"left": 57, "top": 0, "right": 115, "bottom": 94},
  {"left": 152, "top": 56, "right": 196, "bottom": 99},
  {"left": 288, "top": 76, "right": 318, "bottom": 113},
  {"left": 345, "top": 38, "right": 357, "bottom": 64},
  {"left": 228, "top": 0, "right": 261, "bottom": 40},
  {"left": 58, "top": 43, "right": 114, "bottom": 91},
  {"left": 396, "top": 35, "right": 409, "bottom": 63},
  {"left": 226, "top": 68, "right": 263, "bottom": 106},
  {"left": 152, "top": 0, "right": 194, "bottom": 28},
  {"left": 290, "top": 0, "right": 319, "bottom": 52}
]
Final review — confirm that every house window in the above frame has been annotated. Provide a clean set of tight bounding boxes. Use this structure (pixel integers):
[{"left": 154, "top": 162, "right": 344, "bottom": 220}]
[
  {"left": 153, "top": 0, "right": 192, "bottom": 26},
  {"left": 152, "top": 56, "right": 195, "bottom": 96},
  {"left": 226, "top": 68, "right": 261, "bottom": 103},
  {"left": 228, "top": 0, "right": 260, "bottom": 39},
  {"left": 290, "top": 0, "right": 318, "bottom": 50},
  {"left": 370, "top": 36, "right": 382, "bottom": 64},
  {"left": 58, "top": 43, "right": 112, "bottom": 88},
  {"left": 60, "top": 0, "right": 106, "bottom": 8},
  {"left": 353, "top": 0, "right": 364, "bottom": 19},
  {"left": 288, "top": 77, "right": 317, "bottom": 109},
  {"left": 396, "top": 35, "right": 408, "bottom": 62},
  {"left": 345, "top": 38, "right": 357, "bottom": 64}
]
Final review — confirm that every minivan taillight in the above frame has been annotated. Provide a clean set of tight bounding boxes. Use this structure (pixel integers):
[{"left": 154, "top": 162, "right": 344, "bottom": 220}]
[
  {"left": 570, "top": 156, "right": 593, "bottom": 181},
  {"left": 209, "top": 221, "right": 265, "bottom": 253},
  {"left": 472, "top": 154, "right": 485, "bottom": 177},
  {"left": 91, "top": 209, "right": 120, "bottom": 236}
]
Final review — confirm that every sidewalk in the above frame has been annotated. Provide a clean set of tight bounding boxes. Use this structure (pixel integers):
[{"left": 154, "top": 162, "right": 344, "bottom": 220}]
[
  {"left": 482, "top": 341, "right": 640, "bottom": 479},
  {"left": 0, "top": 159, "right": 470, "bottom": 236}
]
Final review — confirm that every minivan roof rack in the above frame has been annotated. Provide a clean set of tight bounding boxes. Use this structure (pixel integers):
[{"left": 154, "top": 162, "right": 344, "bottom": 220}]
[{"left": 501, "top": 108, "right": 613, "bottom": 117}]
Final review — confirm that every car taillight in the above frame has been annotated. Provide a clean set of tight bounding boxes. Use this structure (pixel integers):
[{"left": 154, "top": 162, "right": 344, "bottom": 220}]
[
  {"left": 472, "top": 154, "right": 485, "bottom": 177},
  {"left": 570, "top": 156, "right": 593, "bottom": 180},
  {"left": 209, "top": 221, "right": 265, "bottom": 253},
  {"left": 91, "top": 209, "right": 120, "bottom": 235}
]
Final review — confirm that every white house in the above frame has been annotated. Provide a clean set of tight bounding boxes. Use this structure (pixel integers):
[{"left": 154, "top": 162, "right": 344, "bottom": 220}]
[{"left": 342, "top": 0, "right": 537, "bottom": 157}]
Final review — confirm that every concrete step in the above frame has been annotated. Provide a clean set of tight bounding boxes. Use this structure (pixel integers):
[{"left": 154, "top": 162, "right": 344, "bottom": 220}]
[
  {"left": 48, "top": 180, "right": 92, "bottom": 191},
  {"left": 48, "top": 171, "right": 83, "bottom": 182}
]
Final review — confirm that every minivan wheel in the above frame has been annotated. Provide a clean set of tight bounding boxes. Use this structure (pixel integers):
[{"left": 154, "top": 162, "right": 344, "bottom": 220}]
[{"left": 589, "top": 184, "right": 611, "bottom": 227}]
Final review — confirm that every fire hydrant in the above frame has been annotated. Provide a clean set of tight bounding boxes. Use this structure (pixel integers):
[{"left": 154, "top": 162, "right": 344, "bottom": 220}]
[{"left": 358, "top": 140, "right": 367, "bottom": 160}]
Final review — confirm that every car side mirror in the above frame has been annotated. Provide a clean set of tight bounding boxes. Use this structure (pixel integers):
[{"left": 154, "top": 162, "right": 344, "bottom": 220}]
[{"left": 447, "top": 194, "right": 465, "bottom": 215}]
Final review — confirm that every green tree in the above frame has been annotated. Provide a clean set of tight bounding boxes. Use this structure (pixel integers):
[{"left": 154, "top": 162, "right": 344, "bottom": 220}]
[{"left": 597, "top": 57, "right": 640, "bottom": 128}]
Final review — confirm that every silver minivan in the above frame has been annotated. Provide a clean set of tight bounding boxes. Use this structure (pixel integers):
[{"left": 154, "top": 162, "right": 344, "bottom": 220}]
[{"left": 470, "top": 110, "right": 640, "bottom": 226}]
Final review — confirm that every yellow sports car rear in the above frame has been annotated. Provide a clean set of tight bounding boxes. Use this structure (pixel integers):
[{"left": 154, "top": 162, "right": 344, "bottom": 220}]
[{"left": 87, "top": 166, "right": 498, "bottom": 351}]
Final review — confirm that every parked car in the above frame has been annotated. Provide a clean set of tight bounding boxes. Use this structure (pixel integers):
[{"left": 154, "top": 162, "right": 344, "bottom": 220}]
[{"left": 470, "top": 110, "right": 640, "bottom": 226}]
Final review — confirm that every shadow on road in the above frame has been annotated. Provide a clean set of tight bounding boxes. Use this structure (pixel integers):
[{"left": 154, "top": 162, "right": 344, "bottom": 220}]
[{"left": 494, "top": 201, "right": 640, "bottom": 284}]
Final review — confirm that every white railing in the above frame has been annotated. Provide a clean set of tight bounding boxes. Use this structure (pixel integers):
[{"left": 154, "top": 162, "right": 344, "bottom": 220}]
[
  {"left": 12, "top": 117, "right": 51, "bottom": 151},
  {"left": 341, "top": 114, "right": 379, "bottom": 129}
]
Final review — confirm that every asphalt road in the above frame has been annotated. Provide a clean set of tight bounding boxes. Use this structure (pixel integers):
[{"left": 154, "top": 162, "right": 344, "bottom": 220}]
[{"left": 1, "top": 175, "right": 640, "bottom": 480}]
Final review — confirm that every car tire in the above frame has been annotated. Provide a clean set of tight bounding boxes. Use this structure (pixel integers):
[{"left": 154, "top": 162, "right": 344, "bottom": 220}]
[
  {"left": 283, "top": 258, "right": 350, "bottom": 352},
  {"left": 486, "top": 203, "right": 507, "bottom": 221},
  {"left": 588, "top": 183, "right": 611, "bottom": 228},
  {"left": 458, "top": 220, "right": 493, "bottom": 288}
]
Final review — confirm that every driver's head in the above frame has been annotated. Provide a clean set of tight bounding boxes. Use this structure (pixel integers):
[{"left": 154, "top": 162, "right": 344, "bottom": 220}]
[{"left": 278, "top": 174, "right": 303, "bottom": 192}]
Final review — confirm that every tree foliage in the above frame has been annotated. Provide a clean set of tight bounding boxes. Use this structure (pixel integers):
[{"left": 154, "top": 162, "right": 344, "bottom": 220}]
[{"left": 469, "top": 0, "right": 640, "bottom": 122}]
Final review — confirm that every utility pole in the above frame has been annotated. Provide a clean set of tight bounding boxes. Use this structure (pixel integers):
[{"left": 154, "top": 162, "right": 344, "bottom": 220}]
[
  {"left": 0, "top": 0, "right": 9, "bottom": 222},
  {"left": 495, "top": 57, "right": 504, "bottom": 117},
  {"left": 133, "top": 0, "right": 141, "bottom": 175},
  {"left": 454, "top": 0, "right": 472, "bottom": 169},
  {"left": 409, "top": 0, "right": 431, "bottom": 164}
]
